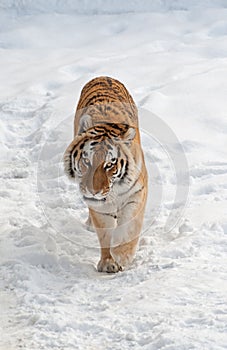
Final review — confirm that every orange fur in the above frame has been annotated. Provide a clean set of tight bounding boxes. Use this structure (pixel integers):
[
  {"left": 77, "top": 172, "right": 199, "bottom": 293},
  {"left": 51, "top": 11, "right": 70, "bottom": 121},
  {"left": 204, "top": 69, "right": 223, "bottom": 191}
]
[{"left": 64, "top": 76, "right": 148, "bottom": 273}]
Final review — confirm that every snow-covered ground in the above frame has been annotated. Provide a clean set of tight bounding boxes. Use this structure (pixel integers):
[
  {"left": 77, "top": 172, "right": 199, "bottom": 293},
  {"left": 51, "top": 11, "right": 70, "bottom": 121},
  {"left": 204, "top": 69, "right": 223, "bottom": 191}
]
[{"left": 1, "top": 2, "right": 227, "bottom": 349}]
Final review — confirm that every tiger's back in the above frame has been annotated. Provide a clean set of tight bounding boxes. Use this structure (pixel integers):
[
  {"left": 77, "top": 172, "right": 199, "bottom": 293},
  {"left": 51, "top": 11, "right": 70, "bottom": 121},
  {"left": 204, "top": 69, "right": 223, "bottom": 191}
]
[{"left": 74, "top": 76, "right": 139, "bottom": 138}]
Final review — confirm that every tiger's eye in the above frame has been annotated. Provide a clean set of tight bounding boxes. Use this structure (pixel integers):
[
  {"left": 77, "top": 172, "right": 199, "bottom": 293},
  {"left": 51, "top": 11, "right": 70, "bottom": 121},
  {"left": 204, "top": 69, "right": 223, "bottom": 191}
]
[
  {"left": 84, "top": 158, "right": 90, "bottom": 165},
  {"left": 105, "top": 158, "right": 117, "bottom": 170}
]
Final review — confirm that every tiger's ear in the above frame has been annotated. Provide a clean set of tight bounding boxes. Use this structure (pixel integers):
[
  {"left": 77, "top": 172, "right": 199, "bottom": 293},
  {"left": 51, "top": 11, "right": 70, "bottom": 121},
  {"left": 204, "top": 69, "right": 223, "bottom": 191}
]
[
  {"left": 122, "top": 127, "right": 136, "bottom": 142},
  {"left": 64, "top": 143, "right": 75, "bottom": 179},
  {"left": 64, "top": 134, "right": 83, "bottom": 180},
  {"left": 78, "top": 114, "right": 92, "bottom": 134}
]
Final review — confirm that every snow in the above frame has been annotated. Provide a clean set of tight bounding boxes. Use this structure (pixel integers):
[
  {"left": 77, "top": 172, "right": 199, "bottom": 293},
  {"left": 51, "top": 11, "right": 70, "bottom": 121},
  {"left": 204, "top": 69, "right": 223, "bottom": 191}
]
[
  {"left": 1, "top": 1, "right": 227, "bottom": 349},
  {"left": 1, "top": 0, "right": 227, "bottom": 16}
]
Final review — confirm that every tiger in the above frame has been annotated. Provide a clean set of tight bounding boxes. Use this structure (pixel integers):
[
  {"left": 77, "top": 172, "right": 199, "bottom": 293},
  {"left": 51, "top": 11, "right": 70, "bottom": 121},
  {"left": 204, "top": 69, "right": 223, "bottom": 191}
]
[{"left": 64, "top": 76, "right": 148, "bottom": 273}]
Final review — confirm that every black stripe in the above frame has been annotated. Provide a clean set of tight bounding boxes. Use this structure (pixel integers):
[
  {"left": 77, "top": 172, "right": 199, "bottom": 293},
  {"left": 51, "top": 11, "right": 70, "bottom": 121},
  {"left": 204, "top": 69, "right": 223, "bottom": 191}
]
[
  {"left": 125, "top": 201, "right": 137, "bottom": 206},
  {"left": 90, "top": 141, "right": 99, "bottom": 146},
  {"left": 133, "top": 185, "right": 145, "bottom": 196},
  {"left": 82, "top": 94, "right": 101, "bottom": 107},
  {"left": 115, "top": 124, "right": 128, "bottom": 134},
  {"left": 109, "top": 130, "right": 119, "bottom": 137},
  {"left": 111, "top": 109, "right": 119, "bottom": 115},
  {"left": 102, "top": 213, "right": 117, "bottom": 219},
  {"left": 69, "top": 168, "right": 74, "bottom": 177},
  {"left": 119, "top": 160, "right": 128, "bottom": 180},
  {"left": 83, "top": 90, "right": 117, "bottom": 107},
  {"left": 81, "top": 81, "right": 109, "bottom": 101},
  {"left": 68, "top": 150, "right": 75, "bottom": 178},
  {"left": 107, "top": 77, "right": 113, "bottom": 87}
]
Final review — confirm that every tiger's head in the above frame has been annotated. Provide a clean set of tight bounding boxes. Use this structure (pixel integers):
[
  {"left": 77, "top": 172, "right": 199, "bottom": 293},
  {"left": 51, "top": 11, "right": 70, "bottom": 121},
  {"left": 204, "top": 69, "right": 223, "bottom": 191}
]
[{"left": 64, "top": 118, "right": 138, "bottom": 206}]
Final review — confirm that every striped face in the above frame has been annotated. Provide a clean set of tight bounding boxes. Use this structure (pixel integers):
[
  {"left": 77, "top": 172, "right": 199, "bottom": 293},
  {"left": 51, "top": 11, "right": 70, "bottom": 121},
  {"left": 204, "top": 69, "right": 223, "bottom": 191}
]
[{"left": 64, "top": 124, "right": 135, "bottom": 204}]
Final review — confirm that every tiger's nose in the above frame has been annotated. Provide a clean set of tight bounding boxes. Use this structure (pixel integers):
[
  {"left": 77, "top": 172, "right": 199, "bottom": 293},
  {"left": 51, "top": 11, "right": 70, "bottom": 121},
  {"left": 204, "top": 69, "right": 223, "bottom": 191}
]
[
  {"left": 90, "top": 188, "right": 108, "bottom": 198},
  {"left": 80, "top": 184, "right": 108, "bottom": 198}
]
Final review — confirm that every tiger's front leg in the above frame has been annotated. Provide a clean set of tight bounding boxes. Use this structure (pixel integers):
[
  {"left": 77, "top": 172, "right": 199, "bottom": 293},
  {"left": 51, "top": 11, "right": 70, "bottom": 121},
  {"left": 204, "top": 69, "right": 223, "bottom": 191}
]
[
  {"left": 89, "top": 209, "right": 122, "bottom": 273},
  {"left": 97, "top": 248, "right": 122, "bottom": 273},
  {"left": 110, "top": 191, "right": 147, "bottom": 267}
]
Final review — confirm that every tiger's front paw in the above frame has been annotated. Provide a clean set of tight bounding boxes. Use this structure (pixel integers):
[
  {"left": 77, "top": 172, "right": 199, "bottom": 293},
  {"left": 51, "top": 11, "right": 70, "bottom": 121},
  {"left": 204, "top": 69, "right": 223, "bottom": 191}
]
[{"left": 97, "top": 258, "right": 122, "bottom": 273}]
